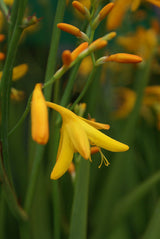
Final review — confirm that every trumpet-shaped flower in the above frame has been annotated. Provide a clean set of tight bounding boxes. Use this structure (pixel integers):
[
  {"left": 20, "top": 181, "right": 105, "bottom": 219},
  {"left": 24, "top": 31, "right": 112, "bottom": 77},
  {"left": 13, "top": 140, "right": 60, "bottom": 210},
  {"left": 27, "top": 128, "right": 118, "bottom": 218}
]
[{"left": 46, "top": 102, "right": 129, "bottom": 180}]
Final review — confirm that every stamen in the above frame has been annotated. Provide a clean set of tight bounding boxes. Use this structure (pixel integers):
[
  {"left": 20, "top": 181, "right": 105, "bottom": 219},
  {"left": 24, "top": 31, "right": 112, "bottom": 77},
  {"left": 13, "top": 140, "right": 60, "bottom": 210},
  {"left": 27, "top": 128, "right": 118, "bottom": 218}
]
[{"left": 98, "top": 148, "right": 110, "bottom": 168}]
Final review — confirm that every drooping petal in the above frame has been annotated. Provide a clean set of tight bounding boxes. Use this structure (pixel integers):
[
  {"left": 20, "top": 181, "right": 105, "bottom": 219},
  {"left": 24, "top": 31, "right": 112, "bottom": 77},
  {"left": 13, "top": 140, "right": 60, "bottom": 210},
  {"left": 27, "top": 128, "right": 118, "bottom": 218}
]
[
  {"left": 78, "top": 116, "right": 110, "bottom": 130},
  {"left": 50, "top": 127, "right": 74, "bottom": 180},
  {"left": 80, "top": 120, "right": 129, "bottom": 152},
  {"left": 65, "top": 119, "right": 90, "bottom": 159}
]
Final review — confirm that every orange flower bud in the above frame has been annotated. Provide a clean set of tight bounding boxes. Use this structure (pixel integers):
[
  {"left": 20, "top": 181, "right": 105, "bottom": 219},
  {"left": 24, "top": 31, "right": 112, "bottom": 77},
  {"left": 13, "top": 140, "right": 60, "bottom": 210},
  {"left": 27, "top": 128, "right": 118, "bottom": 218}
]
[
  {"left": 99, "top": 3, "right": 114, "bottom": 21},
  {"left": 104, "top": 53, "right": 142, "bottom": 63},
  {"left": 89, "top": 38, "right": 107, "bottom": 52},
  {"left": 57, "top": 23, "right": 89, "bottom": 41},
  {"left": 0, "top": 52, "right": 5, "bottom": 60},
  {"left": 72, "top": 1, "right": 86, "bottom": 15},
  {"left": 71, "top": 42, "right": 88, "bottom": 61},
  {"left": 31, "top": 83, "right": 49, "bottom": 144},
  {"left": 91, "top": 146, "right": 99, "bottom": 155},
  {"left": 62, "top": 50, "right": 72, "bottom": 66},
  {"left": 0, "top": 34, "right": 5, "bottom": 42}
]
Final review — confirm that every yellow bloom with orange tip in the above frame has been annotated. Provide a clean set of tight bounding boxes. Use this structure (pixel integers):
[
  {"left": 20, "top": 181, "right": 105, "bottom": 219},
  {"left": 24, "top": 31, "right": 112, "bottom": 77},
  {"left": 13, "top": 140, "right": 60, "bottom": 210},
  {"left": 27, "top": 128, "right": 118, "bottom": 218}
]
[
  {"left": 31, "top": 84, "right": 49, "bottom": 145},
  {"left": 0, "top": 64, "right": 28, "bottom": 81},
  {"left": 46, "top": 101, "right": 129, "bottom": 180}
]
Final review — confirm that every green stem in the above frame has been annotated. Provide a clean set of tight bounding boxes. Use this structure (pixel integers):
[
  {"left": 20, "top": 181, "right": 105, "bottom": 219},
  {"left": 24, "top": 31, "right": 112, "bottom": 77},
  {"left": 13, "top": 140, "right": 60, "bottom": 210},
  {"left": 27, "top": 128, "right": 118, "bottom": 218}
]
[
  {"left": 0, "top": 142, "right": 28, "bottom": 221},
  {"left": 60, "top": 62, "right": 82, "bottom": 106},
  {"left": 69, "top": 159, "right": 90, "bottom": 239},
  {"left": 8, "top": 94, "right": 32, "bottom": 136},
  {"left": 24, "top": 0, "right": 66, "bottom": 215},
  {"left": 0, "top": 0, "right": 28, "bottom": 220},
  {"left": 70, "top": 66, "right": 97, "bottom": 110},
  {"left": 143, "top": 197, "right": 160, "bottom": 239},
  {"left": 112, "top": 171, "right": 160, "bottom": 225},
  {"left": 44, "top": 0, "right": 66, "bottom": 100}
]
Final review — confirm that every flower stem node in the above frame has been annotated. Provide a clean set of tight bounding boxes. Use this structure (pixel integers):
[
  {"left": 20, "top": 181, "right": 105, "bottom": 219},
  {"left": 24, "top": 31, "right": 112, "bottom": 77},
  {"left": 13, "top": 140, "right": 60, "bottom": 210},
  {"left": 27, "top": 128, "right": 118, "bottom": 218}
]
[{"left": 31, "top": 84, "right": 49, "bottom": 145}]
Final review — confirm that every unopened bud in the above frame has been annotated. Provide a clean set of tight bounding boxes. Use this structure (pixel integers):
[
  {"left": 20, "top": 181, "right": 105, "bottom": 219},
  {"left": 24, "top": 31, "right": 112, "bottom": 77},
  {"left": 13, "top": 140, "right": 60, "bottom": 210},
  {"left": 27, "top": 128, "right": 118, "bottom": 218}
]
[
  {"left": 71, "top": 42, "right": 88, "bottom": 61},
  {"left": 57, "top": 23, "right": 89, "bottom": 41},
  {"left": 104, "top": 53, "right": 143, "bottom": 63},
  {"left": 93, "top": 3, "right": 114, "bottom": 29},
  {"left": 72, "top": 1, "right": 90, "bottom": 19},
  {"left": 89, "top": 38, "right": 107, "bottom": 52},
  {"left": 62, "top": 50, "right": 72, "bottom": 66},
  {"left": 31, "top": 84, "right": 49, "bottom": 145}
]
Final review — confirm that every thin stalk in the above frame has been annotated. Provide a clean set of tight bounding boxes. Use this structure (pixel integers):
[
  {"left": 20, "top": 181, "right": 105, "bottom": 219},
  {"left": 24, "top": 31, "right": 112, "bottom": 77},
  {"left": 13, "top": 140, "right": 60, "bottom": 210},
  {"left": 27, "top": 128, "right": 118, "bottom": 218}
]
[
  {"left": 0, "top": 0, "right": 28, "bottom": 221},
  {"left": 60, "top": 62, "right": 82, "bottom": 106},
  {"left": 24, "top": 0, "right": 66, "bottom": 215},
  {"left": 69, "top": 159, "right": 90, "bottom": 239},
  {"left": 44, "top": 0, "right": 66, "bottom": 100},
  {"left": 0, "top": 142, "right": 28, "bottom": 221},
  {"left": 70, "top": 66, "right": 97, "bottom": 110}
]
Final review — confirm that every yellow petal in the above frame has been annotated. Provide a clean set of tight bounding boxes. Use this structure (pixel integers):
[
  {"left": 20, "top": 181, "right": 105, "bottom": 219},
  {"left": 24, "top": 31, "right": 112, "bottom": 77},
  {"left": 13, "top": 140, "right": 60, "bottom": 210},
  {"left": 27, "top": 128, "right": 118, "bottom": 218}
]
[
  {"left": 78, "top": 116, "right": 110, "bottom": 130},
  {"left": 65, "top": 119, "right": 90, "bottom": 159},
  {"left": 80, "top": 120, "right": 129, "bottom": 152},
  {"left": 50, "top": 127, "right": 74, "bottom": 180},
  {"left": 12, "top": 64, "right": 28, "bottom": 81}
]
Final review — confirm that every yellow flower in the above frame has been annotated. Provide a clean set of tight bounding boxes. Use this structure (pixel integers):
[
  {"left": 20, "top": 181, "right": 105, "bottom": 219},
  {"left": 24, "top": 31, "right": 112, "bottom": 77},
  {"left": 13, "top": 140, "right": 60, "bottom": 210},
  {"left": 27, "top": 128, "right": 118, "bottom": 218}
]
[
  {"left": 0, "top": 64, "right": 28, "bottom": 81},
  {"left": 31, "top": 84, "right": 49, "bottom": 145},
  {"left": 46, "top": 102, "right": 129, "bottom": 180},
  {"left": 117, "top": 27, "right": 157, "bottom": 59},
  {"left": 107, "top": 0, "right": 160, "bottom": 30},
  {"left": 112, "top": 87, "right": 136, "bottom": 119}
]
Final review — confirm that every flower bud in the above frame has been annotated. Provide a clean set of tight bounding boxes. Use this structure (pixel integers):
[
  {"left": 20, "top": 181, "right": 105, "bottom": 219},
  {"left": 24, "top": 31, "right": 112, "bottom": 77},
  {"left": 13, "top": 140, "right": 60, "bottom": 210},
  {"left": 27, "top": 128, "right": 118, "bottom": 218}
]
[{"left": 31, "top": 84, "right": 49, "bottom": 144}]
